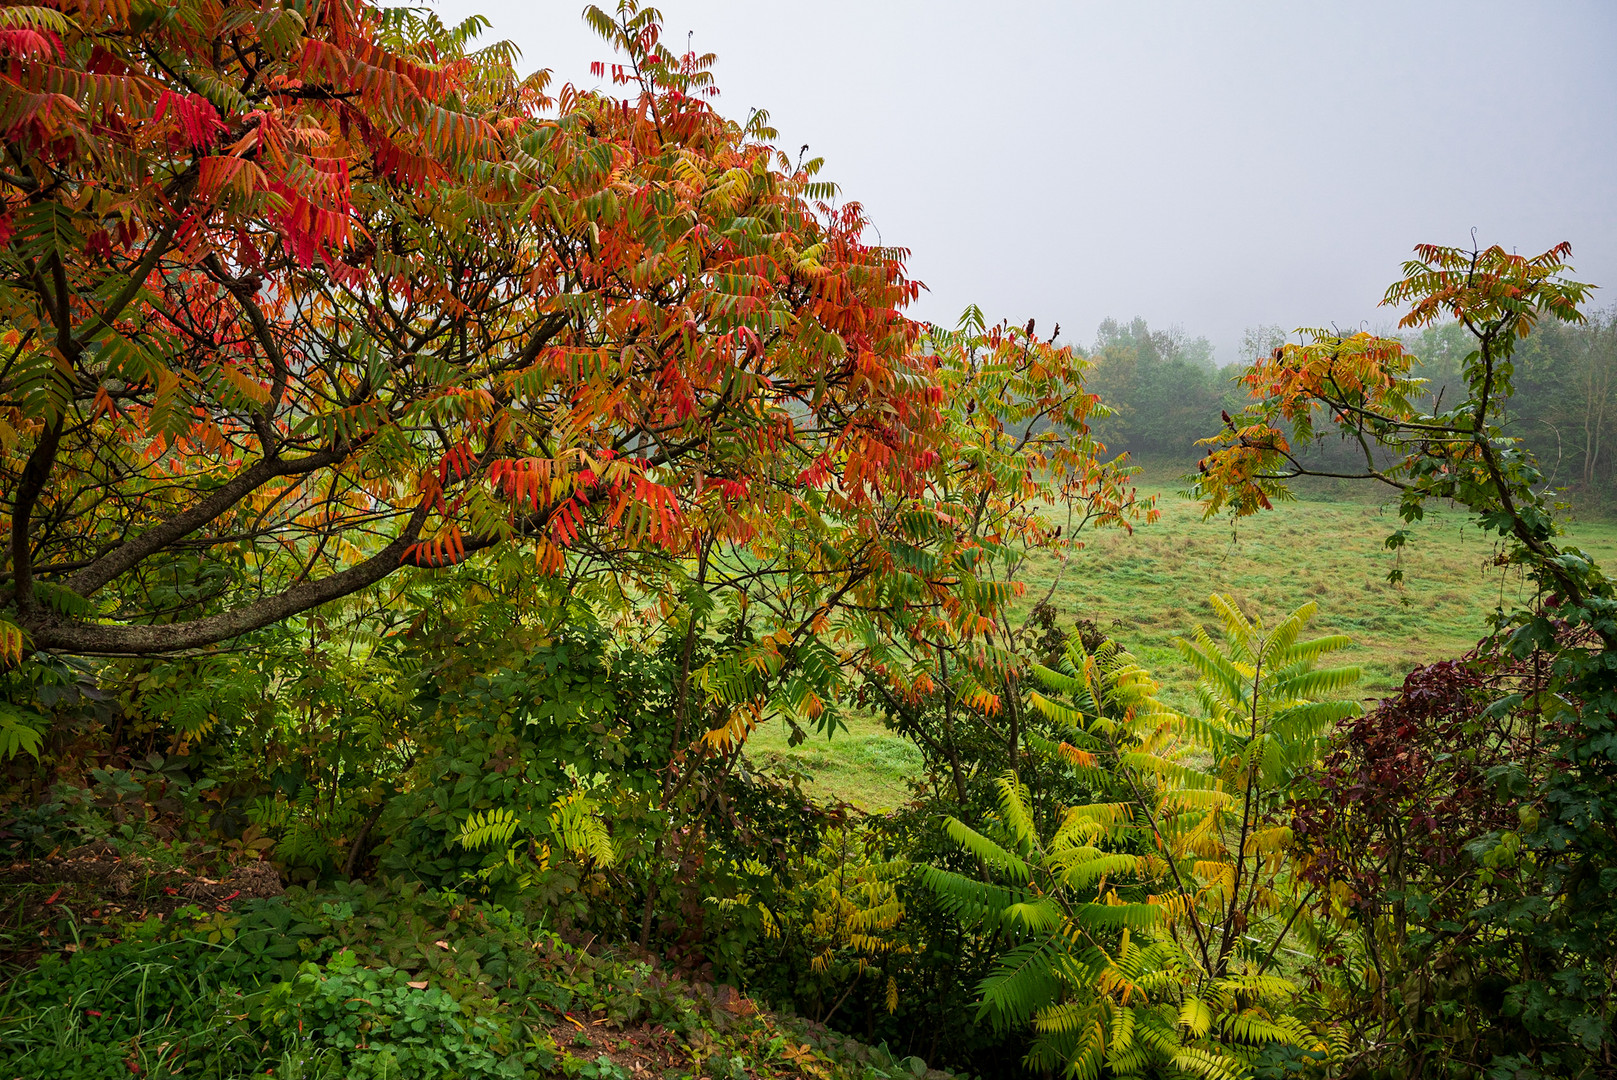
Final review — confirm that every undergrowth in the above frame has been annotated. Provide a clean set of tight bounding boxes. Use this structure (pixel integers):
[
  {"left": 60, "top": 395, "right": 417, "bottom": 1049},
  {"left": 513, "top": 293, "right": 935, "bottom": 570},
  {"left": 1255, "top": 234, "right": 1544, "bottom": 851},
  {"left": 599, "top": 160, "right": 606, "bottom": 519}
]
[{"left": 0, "top": 880, "right": 954, "bottom": 1080}]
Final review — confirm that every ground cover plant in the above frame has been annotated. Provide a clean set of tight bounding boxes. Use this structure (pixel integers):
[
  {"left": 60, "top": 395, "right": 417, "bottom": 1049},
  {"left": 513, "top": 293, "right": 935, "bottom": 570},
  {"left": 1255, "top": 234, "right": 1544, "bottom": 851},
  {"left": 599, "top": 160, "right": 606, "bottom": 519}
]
[
  {"left": 0, "top": 878, "right": 954, "bottom": 1080},
  {"left": 1, "top": 0, "right": 1614, "bottom": 1077}
]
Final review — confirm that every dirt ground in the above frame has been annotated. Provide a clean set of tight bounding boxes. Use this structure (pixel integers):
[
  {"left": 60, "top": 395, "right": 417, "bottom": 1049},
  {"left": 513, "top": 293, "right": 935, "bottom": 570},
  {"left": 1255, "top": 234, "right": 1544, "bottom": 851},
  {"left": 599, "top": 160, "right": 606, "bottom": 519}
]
[{"left": 0, "top": 842, "right": 284, "bottom": 966}]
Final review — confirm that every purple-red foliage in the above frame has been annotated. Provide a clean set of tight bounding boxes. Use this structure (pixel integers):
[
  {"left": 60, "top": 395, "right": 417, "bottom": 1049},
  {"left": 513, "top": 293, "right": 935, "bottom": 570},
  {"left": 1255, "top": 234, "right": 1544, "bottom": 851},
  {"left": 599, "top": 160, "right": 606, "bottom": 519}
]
[{"left": 1292, "top": 651, "right": 1548, "bottom": 923}]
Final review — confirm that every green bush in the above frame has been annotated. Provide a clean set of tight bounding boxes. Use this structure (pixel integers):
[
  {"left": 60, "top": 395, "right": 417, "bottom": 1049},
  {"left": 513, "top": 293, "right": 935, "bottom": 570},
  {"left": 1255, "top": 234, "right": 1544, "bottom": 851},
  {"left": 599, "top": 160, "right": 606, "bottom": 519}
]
[
  {"left": 0, "top": 882, "right": 947, "bottom": 1080},
  {"left": 0, "top": 929, "right": 265, "bottom": 1078},
  {"left": 260, "top": 949, "right": 538, "bottom": 1079},
  {"left": 0, "top": 888, "right": 560, "bottom": 1079}
]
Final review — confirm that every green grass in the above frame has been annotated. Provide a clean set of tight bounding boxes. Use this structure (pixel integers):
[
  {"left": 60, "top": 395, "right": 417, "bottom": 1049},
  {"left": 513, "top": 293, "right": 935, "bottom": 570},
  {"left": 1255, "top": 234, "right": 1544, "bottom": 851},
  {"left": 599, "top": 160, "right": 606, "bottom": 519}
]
[
  {"left": 749, "top": 486, "right": 1617, "bottom": 809},
  {"left": 745, "top": 711, "right": 922, "bottom": 812},
  {"left": 1024, "top": 486, "right": 1617, "bottom": 703}
]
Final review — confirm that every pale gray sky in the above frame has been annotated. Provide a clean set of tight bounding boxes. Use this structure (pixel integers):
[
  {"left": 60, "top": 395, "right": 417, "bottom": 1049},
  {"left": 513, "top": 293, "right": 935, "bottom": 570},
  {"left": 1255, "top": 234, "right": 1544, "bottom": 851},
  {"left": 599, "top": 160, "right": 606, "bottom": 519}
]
[{"left": 429, "top": 0, "right": 1617, "bottom": 362}]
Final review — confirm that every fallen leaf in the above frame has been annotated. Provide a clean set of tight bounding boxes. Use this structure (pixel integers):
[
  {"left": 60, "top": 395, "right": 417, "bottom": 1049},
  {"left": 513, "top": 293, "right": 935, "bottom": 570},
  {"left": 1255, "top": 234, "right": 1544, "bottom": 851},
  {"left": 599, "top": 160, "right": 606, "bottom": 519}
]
[{"left": 407, "top": 981, "right": 429, "bottom": 989}]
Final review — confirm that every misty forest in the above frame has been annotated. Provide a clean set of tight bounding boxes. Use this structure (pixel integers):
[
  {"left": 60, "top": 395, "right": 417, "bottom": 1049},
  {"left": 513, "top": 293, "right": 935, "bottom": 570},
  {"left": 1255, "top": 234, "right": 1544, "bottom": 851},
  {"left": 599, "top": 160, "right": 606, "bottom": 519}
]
[{"left": 2, "top": 3, "right": 1616, "bottom": 1079}]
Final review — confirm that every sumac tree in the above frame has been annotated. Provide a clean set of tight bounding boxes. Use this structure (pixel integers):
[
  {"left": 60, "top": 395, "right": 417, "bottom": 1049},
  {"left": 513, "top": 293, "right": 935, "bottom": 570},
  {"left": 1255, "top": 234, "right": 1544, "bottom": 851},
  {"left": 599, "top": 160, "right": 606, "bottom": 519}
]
[{"left": 0, "top": 0, "right": 936, "bottom": 658}]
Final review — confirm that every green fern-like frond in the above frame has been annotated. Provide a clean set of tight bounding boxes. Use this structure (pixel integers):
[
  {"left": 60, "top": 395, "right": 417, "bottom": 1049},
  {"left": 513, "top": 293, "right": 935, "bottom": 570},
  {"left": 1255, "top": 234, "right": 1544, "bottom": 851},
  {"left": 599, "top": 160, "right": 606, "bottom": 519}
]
[
  {"left": 994, "top": 773, "right": 1039, "bottom": 852},
  {"left": 1176, "top": 633, "right": 1250, "bottom": 712},
  {"left": 1054, "top": 802, "right": 1133, "bottom": 844},
  {"left": 1072, "top": 901, "right": 1163, "bottom": 933},
  {"left": 1118, "top": 751, "right": 1220, "bottom": 791},
  {"left": 1000, "top": 897, "right": 1067, "bottom": 934},
  {"left": 1031, "top": 660, "right": 1086, "bottom": 700},
  {"left": 1054, "top": 851, "right": 1143, "bottom": 890},
  {"left": 274, "top": 820, "right": 337, "bottom": 868},
  {"left": 1271, "top": 698, "right": 1359, "bottom": 735},
  {"left": 30, "top": 581, "right": 90, "bottom": 618},
  {"left": 1184, "top": 704, "right": 1242, "bottom": 756},
  {"left": 1170, "top": 1044, "right": 1247, "bottom": 1080},
  {"left": 144, "top": 686, "right": 216, "bottom": 738},
  {"left": 944, "top": 816, "right": 1031, "bottom": 882},
  {"left": 456, "top": 806, "right": 519, "bottom": 851},
  {"left": 1214, "top": 971, "right": 1299, "bottom": 1000},
  {"left": 1049, "top": 1013, "right": 1107, "bottom": 1080},
  {"left": 1106, "top": 1001, "right": 1137, "bottom": 1054},
  {"left": 1028, "top": 688, "right": 1089, "bottom": 731},
  {"left": 549, "top": 791, "right": 616, "bottom": 867},
  {"left": 0, "top": 702, "right": 45, "bottom": 760},
  {"left": 1273, "top": 663, "right": 1363, "bottom": 701},
  {"left": 1156, "top": 787, "right": 1233, "bottom": 814},
  {"left": 1207, "top": 594, "right": 1260, "bottom": 655},
  {"left": 1219, "top": 1010, "right": 1314, "bottom": 1046},
  {"left": 920, "top": 865, "right": 1033, "bottom": 923},
  {"left": 1275, "top": 631, "right": 1352, "bottom": 668},
  {"left": 1128, "top": 1008, "right": 1185, "bottom": 1059},
  {"left": 1028, "top": 1023, "right": 1105, "bottom": 1080},
  {"left": 1035, "top": 998, "right": 1106, "bottom": 1039},
  {"left": 979, "top": 936, "right": 1067, "bottom": 1028},
  {"left": 0, "top": 6, "right": 76, "bottom": 32}
]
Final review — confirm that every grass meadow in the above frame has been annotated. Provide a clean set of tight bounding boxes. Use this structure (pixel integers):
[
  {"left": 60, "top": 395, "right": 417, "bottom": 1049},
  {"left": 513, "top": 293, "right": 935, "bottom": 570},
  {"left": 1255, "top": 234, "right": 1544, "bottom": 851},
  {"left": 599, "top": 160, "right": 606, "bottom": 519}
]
[{"left": 746, "top": 481, "right": 1617, "bottom": 810}]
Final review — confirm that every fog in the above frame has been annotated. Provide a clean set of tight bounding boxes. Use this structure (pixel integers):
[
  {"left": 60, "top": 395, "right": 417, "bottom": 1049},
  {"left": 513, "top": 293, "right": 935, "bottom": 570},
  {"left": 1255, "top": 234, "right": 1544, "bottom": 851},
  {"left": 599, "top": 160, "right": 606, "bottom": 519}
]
[{"left": 428, "top": 0, "right": 1617, "bottom": 361}]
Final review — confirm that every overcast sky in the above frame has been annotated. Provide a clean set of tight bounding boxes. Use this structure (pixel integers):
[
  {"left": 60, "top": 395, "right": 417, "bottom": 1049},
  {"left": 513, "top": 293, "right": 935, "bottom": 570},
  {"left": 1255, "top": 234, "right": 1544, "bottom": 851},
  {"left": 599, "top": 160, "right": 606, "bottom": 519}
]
[{"left": 429, "top": 0, "right": 1616, "bottom": 363}]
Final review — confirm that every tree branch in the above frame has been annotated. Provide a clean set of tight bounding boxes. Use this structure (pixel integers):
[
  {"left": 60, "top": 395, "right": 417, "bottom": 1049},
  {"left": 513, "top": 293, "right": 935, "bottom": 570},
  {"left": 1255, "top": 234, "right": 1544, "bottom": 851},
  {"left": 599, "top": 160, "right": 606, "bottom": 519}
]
[
  {"left": 9, "top": 415, "right": 65, "bottom": 612},
  {"left": 64, "top": 447, "right": 350, "bottom": 599},
  {"left": 23, "top": 500, "right": 431, "bottom": 655}
]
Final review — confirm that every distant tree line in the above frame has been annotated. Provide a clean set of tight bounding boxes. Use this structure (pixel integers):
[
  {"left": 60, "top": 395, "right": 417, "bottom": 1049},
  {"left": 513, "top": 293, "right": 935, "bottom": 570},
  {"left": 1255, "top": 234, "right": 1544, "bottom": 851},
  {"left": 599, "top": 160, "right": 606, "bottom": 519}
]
[
  {"left": 1077, "top": 317, "right": 1246, "bottom": 461},
  {"left": 1077, "top": 309, "right": 1617, "bottom": 502},
  {"left": 1406, "top": 309, "right": 1617, "bottom": 494}
]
